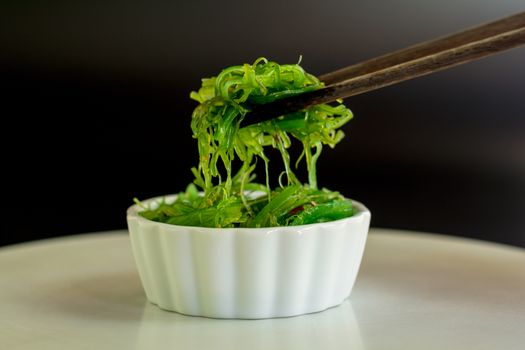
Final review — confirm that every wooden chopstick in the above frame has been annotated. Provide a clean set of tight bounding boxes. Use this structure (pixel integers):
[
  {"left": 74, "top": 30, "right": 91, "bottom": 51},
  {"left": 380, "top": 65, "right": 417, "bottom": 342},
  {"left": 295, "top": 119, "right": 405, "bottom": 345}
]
[
  {"left": 318, "top": 11, "right": 525, "bottom": 85},
  {"left": 245, "top": 11, "right": 525, "bottom": 125}
]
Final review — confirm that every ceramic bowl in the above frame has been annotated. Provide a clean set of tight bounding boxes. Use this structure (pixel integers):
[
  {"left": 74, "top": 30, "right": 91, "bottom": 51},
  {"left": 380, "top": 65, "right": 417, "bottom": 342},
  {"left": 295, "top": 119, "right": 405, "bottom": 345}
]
[{"left": 127, "top": 195, "right": 370, "bottom": 319}]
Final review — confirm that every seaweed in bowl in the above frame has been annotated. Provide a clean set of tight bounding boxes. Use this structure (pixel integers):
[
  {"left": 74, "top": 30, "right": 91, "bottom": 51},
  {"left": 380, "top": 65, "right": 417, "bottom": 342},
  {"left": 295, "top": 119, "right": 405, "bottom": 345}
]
[
  {"left": 136, "top": 57, "right": 354, "bottom": 228},
  {"left": 127, "top": 58, "right": 370, "bottom": 318}
]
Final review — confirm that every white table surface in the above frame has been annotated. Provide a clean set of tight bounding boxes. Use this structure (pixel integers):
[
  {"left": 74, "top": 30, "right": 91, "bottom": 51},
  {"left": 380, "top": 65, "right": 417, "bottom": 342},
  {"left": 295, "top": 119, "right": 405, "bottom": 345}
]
[{"left": 1, "top": 229, "right": 524, "bottom": 350}]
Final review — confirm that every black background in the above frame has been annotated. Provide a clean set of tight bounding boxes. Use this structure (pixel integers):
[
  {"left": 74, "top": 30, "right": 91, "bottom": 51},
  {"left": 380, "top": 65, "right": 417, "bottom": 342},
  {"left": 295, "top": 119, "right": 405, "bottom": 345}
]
[{"left": 2, "top": 1, "right": 524, "bottom": 248}]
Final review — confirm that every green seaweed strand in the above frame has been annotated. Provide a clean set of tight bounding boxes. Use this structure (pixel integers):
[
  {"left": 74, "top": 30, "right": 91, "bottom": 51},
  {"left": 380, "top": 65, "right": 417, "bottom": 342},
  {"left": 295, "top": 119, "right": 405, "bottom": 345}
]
[{"left": 139, "top": 57, "right": 355, "bottom": 228}]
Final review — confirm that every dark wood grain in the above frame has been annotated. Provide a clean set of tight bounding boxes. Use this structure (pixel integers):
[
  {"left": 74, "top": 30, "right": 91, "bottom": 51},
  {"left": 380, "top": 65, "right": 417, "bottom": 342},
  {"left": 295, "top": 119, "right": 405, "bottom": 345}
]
[
  {"left": 245, "top": 12, "right": 525, "bottom": 125},
  {"left": 319, "top": 11, "right": 525, "bottom": 85}
]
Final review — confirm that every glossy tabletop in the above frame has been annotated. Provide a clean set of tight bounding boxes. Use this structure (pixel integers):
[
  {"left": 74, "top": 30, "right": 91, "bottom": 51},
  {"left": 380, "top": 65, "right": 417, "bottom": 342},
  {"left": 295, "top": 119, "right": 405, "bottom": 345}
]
[{"left": 1, "top": 229, "right": 524, "bottom": 349}]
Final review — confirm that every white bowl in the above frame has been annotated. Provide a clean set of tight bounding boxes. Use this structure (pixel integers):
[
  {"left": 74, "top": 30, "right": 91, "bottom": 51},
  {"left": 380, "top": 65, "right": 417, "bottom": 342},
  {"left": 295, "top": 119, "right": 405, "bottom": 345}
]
[{"left": 127, "top": 195, "right": 371, "bottom": 319}]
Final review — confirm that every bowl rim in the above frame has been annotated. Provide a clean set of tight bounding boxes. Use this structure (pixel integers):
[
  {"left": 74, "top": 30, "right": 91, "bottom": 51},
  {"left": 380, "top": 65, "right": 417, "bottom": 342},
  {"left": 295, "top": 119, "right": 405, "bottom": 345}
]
[{"left": 127, "top": 194, "right": 370, "bottom": 232}]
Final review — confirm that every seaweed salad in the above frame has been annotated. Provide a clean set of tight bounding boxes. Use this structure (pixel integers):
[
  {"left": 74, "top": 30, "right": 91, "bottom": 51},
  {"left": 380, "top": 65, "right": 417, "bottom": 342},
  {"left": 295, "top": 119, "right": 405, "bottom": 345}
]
[{"left": 137, "top": 57, "right": 354, "bottom": 228}]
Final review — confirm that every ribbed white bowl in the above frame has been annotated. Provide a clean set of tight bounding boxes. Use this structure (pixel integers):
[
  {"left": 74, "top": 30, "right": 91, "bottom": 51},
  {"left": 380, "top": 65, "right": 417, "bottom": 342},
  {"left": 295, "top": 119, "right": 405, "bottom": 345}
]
[{"left": 127, "top": 195, "right": 371, "bottom": 319}]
